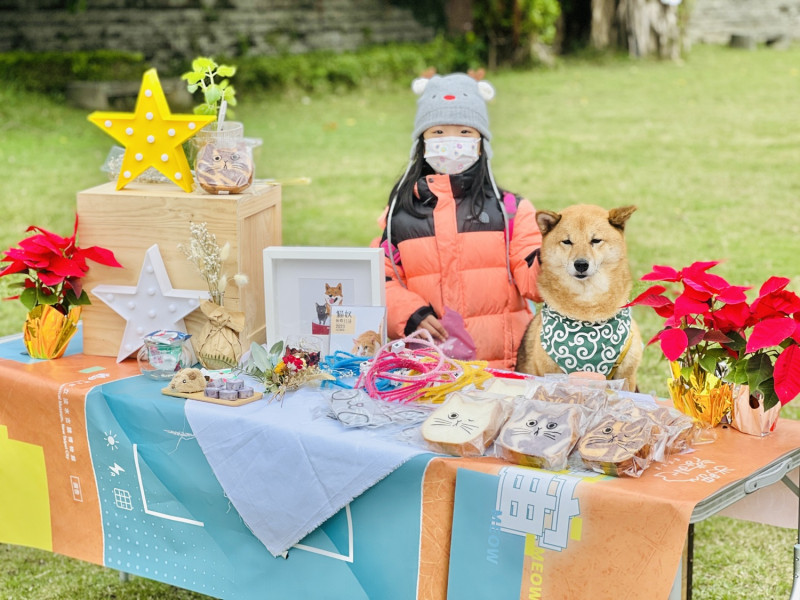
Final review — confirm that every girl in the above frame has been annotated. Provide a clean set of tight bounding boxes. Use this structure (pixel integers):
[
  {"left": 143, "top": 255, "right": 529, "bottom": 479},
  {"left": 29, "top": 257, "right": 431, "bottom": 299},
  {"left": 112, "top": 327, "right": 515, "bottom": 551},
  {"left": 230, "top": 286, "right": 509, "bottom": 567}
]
[{"left": 378, "top": 72, "right": 542, "bottom": 369}]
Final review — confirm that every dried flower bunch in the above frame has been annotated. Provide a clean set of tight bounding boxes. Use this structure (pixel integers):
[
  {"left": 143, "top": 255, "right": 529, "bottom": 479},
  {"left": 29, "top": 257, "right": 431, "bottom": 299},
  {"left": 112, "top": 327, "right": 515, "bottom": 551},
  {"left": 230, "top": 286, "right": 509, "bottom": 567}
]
[
  {"left": 242, "top": 340, "right": 329, "bottom": 403},
  {"left": 179, "top": 222, "right": 247, "bottom": 306}
]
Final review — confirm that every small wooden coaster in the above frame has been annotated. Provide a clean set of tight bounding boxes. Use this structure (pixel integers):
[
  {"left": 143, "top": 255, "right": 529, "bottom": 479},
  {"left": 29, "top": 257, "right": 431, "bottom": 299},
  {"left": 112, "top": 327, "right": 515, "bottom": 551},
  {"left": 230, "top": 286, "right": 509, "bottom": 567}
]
[{"left": 161, "top": 388, "right": 263, "bottom": 406}]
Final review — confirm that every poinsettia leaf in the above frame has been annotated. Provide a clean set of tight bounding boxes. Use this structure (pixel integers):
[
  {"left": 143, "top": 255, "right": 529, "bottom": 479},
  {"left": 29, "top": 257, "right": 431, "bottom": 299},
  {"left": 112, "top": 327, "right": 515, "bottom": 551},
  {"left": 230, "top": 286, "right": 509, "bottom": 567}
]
[
  {"left": 641, "top": 265, "right": 680, "bottom": 282},
  {"left": 37, "top": 289, "right": 58, "bottom": 305},
  {"left": 698, "top": 350, "right": 725, "bottom": 377},
  {"left": 673, "top": 294, "right": 711, "bottom": 319},
  {"left": 752, "top": 290, "right": 800, "bottom": 319},
  {"left": 659, "top": 328, "right": 688, "bottom": 362},
  {"left": 65, "top": 288, "right": 91, "bottom": 307},
  {"left": 684, "top": 327, "right": 706, "bottom": 348},
  {"left": 745, "top": 317, "right": 797, "bottom": 353},
  {"left": 745, "top": 352, "right": 773, "bottom": 392},
  {"left": 19, "top": 287, "right": 37, "bottom": 310},
  {"left": 758, "top": 276, "right": 790, "bottom": 298},
  {"left": 79, "top": 245, "right": 123, "bottom": 268},
  {"left": 723, "top": 330, "right": 746, "bottom": 352},
  {"left": 703, "top": 329, "right": 732, "bottom": 344},
  {"left": 757, "top": 378, "right": 779, "bottom": 411},
  {"left": 715, "top": 285, "right": 750, "bottom": 304},
  {"left": 774, "top": 344, "right": 800, "bottom": 405},
  {"left": 624, "top": 285, "right": 668, "bottom": 308}
]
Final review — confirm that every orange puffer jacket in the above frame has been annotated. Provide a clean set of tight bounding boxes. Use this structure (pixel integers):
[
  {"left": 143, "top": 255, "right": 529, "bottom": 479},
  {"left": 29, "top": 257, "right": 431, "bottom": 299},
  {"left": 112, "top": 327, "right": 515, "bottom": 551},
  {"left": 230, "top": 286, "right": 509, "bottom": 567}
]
[{"left": 381, "top": 172, "right": 542, "bottom": 369}]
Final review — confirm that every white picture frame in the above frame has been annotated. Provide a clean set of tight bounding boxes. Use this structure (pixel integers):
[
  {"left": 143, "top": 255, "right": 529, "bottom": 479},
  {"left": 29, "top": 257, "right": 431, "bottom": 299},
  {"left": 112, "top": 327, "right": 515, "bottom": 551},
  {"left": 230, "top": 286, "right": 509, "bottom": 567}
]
[{"left": 263, "top": 246, "right": 386, "bottom": 349}]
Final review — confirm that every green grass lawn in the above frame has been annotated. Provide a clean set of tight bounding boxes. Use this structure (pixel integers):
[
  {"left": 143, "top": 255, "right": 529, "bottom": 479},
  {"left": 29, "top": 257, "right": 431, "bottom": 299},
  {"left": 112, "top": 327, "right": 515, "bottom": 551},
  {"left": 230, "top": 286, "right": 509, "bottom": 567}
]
[{"left": 0, "top": 43, "right": 799, "bottom": 598}]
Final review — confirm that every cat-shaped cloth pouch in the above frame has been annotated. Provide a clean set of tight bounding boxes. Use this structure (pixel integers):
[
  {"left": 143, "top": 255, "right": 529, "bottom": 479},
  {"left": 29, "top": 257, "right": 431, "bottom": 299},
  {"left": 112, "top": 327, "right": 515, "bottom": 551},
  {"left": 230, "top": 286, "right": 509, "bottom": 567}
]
[
  {"left": 420, "top": 391, "right": 509, "bottom": 457},
  {"left": 327, "top": 388, "right": 393, "bottom": 428},
  {"left": 494, "top": 399, "right": 586, "bottom": 471},
  {"left": 195, "top": 140, "right": 254, "bottom": 194},
  {"left": 577, "top": 413, "right": 654, "bottom": 477},
  {"left": 325, "top": 388, "right": 435, "bottom": 429}
]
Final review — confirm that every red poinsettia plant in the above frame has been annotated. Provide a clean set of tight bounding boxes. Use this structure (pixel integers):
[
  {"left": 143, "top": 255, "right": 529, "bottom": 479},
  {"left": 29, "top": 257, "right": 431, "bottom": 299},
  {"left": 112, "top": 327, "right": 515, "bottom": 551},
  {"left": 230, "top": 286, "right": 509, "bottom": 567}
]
[
  {"left": 0, "top": 215, "right": 122, "bottom": 314},
  {"left": 626, "top": 261, "right": 800, "bottom": 410}
]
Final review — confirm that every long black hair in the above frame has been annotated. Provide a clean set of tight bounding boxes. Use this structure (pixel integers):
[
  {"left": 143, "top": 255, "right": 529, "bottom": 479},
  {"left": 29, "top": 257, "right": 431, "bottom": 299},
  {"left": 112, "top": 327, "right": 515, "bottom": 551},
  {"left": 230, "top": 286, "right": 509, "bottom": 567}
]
[{"left": 387, "top": 136, "right": 495, "bottom": 220}]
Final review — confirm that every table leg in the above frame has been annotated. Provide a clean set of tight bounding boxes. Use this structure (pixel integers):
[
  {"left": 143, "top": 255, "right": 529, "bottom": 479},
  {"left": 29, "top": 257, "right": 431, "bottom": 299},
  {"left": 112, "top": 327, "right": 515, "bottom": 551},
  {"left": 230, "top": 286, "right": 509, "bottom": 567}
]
[
  {"left": 669, "top": 525, "right": 694, "bottom": 600},
  {"left": 788, "top": 475, "right": 800, "bottom": 600}
]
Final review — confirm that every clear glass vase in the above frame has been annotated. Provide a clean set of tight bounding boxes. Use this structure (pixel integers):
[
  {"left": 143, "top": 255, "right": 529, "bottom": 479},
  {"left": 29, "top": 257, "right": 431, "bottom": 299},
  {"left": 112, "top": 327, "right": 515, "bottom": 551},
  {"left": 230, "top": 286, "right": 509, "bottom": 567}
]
[{"left": 191, "top": 121, "right": 254, "bottom": 194}]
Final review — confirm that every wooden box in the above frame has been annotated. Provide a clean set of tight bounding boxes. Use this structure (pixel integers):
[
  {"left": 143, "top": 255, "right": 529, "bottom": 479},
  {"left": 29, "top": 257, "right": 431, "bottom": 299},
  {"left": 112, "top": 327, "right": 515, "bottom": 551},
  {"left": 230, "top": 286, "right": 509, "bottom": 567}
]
[{"left": 76, "top": 181, "right": 281, "bottom": 358}]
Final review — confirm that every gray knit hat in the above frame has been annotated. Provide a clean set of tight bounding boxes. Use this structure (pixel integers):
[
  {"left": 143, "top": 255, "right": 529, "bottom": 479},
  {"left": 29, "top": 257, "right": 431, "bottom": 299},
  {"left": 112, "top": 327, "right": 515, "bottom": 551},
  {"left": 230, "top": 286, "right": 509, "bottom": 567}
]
[{"left": 411, "top": 73, "right": 495, "bottom": 144}]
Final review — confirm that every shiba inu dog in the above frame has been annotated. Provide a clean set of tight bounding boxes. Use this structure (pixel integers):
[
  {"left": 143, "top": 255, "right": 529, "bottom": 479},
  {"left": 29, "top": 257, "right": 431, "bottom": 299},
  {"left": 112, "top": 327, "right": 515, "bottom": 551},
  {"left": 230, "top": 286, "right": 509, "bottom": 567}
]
[{"left": 515, "top": 204, "right": 642, "bottom": 391}]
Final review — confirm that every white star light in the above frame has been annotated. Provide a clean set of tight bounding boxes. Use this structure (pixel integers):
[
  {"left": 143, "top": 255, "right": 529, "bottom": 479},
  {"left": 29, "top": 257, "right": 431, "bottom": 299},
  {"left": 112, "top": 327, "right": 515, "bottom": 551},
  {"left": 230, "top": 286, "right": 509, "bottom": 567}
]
[{"left": 91, "top": 244, "right": 208, "bottom": 363}]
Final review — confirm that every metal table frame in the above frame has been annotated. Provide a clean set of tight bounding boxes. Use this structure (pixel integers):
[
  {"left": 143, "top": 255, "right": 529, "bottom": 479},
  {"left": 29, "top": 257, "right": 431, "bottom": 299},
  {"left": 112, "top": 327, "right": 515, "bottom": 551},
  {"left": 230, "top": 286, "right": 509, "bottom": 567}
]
[{"left": 669, "top": 451, "right": 800, "bottom": 599}]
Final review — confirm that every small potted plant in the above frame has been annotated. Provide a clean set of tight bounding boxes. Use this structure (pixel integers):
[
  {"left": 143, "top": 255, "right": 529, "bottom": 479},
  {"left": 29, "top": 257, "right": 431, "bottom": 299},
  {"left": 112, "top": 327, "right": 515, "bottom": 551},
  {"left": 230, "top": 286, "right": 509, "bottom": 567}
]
[
  {"left": 0, "top": 216, "right": 122, "bottom": 359},
  {"left": 181, "top": 57, "right": 254, "bottom": 194},
  {"left": 627, "top": 261, "right": 800, "bottom": 434}
]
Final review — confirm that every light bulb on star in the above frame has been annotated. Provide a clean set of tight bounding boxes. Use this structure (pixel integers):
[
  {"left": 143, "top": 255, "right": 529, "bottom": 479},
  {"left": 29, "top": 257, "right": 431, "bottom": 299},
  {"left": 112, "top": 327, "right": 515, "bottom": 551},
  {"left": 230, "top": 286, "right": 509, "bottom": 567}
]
[
  {"left": 90, "top": 244, "right": 209, "bottom": 362},
  {"left": 87, "top": 68, "right": 215, "bottom": 192}
]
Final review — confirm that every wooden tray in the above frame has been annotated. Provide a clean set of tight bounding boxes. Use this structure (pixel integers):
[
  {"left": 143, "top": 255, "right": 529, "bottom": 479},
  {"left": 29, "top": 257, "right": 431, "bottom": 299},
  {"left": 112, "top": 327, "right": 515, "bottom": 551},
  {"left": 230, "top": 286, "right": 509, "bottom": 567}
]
[{"left": 161, "top": 388, "right": 263, "bottom": 406}]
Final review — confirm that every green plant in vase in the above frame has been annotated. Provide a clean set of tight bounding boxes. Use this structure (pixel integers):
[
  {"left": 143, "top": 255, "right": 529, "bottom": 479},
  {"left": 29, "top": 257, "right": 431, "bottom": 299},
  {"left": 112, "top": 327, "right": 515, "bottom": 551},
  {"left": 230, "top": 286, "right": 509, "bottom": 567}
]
[
  {"left": 181, "top": 56, "right": 254, "bottom": 194},
  {"left": 181, "top": 56, "right": 237, "bottom": 122}
]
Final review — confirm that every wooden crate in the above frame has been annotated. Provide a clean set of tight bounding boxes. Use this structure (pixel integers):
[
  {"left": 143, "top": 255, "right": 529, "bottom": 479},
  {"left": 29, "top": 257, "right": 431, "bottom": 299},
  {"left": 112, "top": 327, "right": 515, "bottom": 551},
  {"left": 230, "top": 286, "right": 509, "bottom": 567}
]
[{"left": 76, "top": 181, "right": 281, "bottom": 358}]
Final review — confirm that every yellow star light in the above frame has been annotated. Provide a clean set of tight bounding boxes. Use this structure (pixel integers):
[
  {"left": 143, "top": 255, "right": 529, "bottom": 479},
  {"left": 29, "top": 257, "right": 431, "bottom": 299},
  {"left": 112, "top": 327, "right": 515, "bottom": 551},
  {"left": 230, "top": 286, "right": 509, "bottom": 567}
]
[{"left": 88, "top": 69, "right": 215, "bottom": 192}]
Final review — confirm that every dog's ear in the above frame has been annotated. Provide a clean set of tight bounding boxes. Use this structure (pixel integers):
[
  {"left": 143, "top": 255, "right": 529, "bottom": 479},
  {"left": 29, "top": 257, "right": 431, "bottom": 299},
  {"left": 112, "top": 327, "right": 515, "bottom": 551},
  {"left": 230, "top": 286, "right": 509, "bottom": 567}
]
[
  {"left": 536, "top": 210, "right": 561, "bottom": 236},
  {"left": 608, "top": 205, "right": 637, "bottom": 231}
]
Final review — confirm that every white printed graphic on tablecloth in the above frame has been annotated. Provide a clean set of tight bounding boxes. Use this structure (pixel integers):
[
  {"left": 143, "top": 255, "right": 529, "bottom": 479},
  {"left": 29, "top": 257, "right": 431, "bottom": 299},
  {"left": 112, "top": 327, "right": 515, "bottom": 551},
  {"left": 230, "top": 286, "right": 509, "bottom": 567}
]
[
  {"left": 652, "top": 456, "right": 734, "bottom": 483},
  {"left": 495, "top": 467, "right": 581, "bottom": 551}
]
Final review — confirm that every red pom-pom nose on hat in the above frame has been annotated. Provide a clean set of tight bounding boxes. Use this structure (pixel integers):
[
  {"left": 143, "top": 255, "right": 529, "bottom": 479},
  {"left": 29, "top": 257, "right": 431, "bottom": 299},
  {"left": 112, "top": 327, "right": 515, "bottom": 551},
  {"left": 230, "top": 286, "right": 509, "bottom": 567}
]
[{"left": 444, "top": 94, "right": 456, "bottom": 100}]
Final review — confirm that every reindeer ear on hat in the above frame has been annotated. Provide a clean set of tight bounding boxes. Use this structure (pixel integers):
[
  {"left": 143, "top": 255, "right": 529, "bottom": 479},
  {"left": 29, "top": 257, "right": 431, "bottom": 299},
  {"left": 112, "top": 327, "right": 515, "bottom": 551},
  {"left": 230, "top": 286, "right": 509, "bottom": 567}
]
[
  {"left": 412, "top": 67, "right": 437, "bottom": 96},
  {"left": 412, "top": 77, "right": 430, "bottom": 96},
  {"left": 477, "top": 80, "right": 495, "bottom": 101}
]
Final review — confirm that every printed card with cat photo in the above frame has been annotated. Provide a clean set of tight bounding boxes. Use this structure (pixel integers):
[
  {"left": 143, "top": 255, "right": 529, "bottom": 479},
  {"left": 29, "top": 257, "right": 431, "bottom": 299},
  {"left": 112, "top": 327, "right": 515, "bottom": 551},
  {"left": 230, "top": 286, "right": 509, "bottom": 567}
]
[{"left": 328, "top": 305, "right": 386, "bottom": 357}]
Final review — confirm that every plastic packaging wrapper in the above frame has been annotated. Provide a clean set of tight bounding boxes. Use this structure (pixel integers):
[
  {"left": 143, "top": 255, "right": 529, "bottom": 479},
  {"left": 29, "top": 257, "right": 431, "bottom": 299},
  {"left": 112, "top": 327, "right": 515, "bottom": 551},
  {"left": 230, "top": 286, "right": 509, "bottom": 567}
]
[
  {"left": 576, "top": 413, "right": 655, "bottom": 477},
  {"left": 438, "top": 307, "right": 477, "bottom": 360},
  {"left": 321, "top": 388, "right": 434, "bottom": 429},
  {"left": 529, "top": 379, "right": 612, "bottom": 412},
  {"left": 494, "top": 398, "right": 587, "bottom": 471},
  {"left": 419, "top": 391, "right": 511, "bottom": 457}
]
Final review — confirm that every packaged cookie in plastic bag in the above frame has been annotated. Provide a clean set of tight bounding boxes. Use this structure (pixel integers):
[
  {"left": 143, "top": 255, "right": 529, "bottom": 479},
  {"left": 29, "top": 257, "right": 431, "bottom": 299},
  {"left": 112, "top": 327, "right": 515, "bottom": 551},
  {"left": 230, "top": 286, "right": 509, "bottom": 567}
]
[
  {"left": 494, "top": 398, "right": 587, "bottom": 471},
  {"left": 420, "top": 391, "right": 510, "bottom": 457},
  {"left": 577, "top": 413, "right": 654, "bottom": 477}
]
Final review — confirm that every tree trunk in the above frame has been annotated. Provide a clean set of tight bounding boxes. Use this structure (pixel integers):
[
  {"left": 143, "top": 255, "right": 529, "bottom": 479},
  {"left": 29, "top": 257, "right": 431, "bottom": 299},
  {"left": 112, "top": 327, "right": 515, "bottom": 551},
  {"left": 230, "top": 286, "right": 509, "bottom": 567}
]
[
  {"left": 445, "top": 0, "right": 474, "bottom": 35},
  {"left": 592, "top": 0, "right": 681, "bottom": 59},
  {"left": 590, "top": 0, "right": 618, "bottom": 50}
]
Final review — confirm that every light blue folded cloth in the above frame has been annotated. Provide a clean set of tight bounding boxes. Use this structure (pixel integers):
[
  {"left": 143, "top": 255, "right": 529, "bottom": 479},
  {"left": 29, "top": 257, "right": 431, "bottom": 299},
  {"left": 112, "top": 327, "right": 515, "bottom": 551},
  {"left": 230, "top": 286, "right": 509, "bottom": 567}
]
[{"left": 185, "top": 386, "right": 426, "bottom": 557}]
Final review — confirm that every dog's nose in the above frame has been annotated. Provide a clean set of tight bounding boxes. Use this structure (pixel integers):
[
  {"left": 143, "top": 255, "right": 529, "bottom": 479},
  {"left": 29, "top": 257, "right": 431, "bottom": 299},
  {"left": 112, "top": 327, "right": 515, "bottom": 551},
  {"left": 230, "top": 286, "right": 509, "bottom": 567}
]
[{"left": 574, "top": 259, "right": 589, "bottom": 273}]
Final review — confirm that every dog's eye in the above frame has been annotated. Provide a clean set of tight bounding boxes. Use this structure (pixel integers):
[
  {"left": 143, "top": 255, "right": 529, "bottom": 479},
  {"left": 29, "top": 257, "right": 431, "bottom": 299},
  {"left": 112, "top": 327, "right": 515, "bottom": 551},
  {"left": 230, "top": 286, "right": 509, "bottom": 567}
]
[
  {"left": 591, "top": 238, "right": 603, "bottom": 245},
  {"left": 561, "top": 239, "right": 572, "bottom": 246}
]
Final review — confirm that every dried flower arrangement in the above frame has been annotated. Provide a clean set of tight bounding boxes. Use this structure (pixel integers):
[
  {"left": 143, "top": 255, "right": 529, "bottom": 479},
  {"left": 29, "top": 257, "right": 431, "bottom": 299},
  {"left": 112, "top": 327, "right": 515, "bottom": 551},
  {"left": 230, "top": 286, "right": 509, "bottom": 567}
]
[{"left": 178, "top": 222, "right": 247, "bottom": 306}]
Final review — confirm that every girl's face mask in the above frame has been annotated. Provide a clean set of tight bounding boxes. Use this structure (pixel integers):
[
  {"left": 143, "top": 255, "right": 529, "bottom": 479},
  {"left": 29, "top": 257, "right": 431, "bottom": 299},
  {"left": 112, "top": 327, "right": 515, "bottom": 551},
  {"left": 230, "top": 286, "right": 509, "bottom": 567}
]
[{"left": 423, "top": 136, "right": 481, "bottom": 175}]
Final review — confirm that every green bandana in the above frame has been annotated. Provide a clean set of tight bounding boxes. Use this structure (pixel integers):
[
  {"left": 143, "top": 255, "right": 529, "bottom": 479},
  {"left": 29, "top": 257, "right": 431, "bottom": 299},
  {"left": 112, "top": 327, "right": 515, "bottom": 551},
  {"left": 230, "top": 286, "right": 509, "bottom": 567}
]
[{"left": 539, "top": 304, "right": 632, "bottom": 378}]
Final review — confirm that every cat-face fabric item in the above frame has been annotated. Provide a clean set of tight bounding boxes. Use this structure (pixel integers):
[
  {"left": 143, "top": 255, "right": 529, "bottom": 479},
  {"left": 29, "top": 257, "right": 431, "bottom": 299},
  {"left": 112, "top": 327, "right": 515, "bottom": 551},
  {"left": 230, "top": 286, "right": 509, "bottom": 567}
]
[
  {"left": 195, "top": 141, "right": 254, "bottom": 194},
  {"left": 420, "top": 392, "right": 508, "bottom": 457},
  {"left": 577, "top": 415, "right": 652, "bottom": 477},
  {"left": 329, "top": 389, "right": 391, "bottom": 428},
  {"left": 495, "top": 399, "right": 584, "bottom": 471}
]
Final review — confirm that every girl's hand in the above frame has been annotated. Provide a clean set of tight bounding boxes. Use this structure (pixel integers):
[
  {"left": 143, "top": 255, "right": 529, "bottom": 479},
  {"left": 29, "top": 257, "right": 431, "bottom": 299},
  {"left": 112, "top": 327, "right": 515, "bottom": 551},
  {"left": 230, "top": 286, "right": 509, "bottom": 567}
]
[{"left": 418, "top": 315, "right": 449, "bottom": 343}]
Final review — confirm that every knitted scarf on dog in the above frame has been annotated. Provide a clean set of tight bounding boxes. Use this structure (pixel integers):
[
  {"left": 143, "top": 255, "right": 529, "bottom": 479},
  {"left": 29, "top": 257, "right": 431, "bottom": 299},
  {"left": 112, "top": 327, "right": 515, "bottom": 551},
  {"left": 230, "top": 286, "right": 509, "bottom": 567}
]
[{"left": 539, "top": 304, "right": 632, "bottom": 378}]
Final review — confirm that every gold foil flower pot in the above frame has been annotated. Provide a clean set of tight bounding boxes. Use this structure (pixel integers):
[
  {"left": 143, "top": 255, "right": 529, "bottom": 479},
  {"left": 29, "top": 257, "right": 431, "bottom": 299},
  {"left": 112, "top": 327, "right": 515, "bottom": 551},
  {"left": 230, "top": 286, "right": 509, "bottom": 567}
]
[
  {"left": 668, "top": 361, "right": 732, "bottom": 428},
  {"left": 23, "top": 304, "right": 81, "bottom": 359}
]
